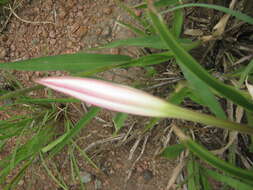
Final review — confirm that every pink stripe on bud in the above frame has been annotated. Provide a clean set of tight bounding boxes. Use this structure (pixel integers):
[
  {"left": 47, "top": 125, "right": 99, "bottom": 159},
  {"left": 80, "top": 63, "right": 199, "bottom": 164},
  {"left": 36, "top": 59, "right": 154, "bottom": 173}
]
[{"left": 36, "top": 77, "right": 172, "bottom": 117}]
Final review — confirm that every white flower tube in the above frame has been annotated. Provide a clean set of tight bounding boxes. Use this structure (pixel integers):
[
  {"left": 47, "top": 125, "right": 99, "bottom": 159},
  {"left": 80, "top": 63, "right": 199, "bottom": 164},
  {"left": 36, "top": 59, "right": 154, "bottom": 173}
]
[{"left": 36, "top": 77, "right": 174, "bottom": 117}]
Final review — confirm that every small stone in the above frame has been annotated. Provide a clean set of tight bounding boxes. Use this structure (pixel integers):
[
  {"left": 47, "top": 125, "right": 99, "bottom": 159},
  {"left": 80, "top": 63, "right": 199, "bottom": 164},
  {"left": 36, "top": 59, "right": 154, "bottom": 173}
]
[
  {"left": 95, "top": 179, "right": 102, "bottom": 189},
  {"left": 10, "top": 44, "right": 16, "bottom": 51},
  {"left": 103, "top": 7, "right": 112, "bottom": 15},
  {"left": 80, "top": 171, "right": 92, "bottom": 184},
  {"left": 0, "top": 47, "right": 7, "bottom": 59},
  {"left": 142, "top": 169, "right": 154, "bottom": 181},
  {"left": 49, "top": 31, "right": 56, "bottom": 38}
]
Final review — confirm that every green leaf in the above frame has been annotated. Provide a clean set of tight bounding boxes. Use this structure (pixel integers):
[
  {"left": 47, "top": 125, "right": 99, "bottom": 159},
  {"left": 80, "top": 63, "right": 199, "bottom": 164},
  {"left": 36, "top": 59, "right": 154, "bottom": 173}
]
[
  {"left": 0, "top": 85, "right": 43, "bottom": 101},
  {"left": 3, "top": 159, "right": 33, "bottom": 190},
  {"left": 182, "top": 139, "right": 253, "bottom": 181},
  {"left": 124, "top": 52, "right": 173, "bottom": 67},
  {"left": 169, "top": 87, "right": 189, "bottom": 105},
  {"left": 0, "top": 53, "right": 131, "bottom": 72},
  {"left": 204, "top": 168, "right": 253, "bottom": 190},
  {"left": 164, "top": 3, "right": 253, "bottom": 25},
  {"left": 113, "top": 113, "right": 128, "bottom": 135},
  {"left": 187, "top": 159, "right": 201, "bottom": 190},
  {"left": 180, "top": 63, "right": 226, "bottom": 119},
  {"left": 161, "top": 143, "right": 185, "bottom": 159},
  {"left": 239, "top": 60, "right": 253, "bottom": 86},
  {"left": 116, "top": 20, "right": 146, "bottom": 36},
  {"left": 99, "top": 35, "right": 200, "bottom": 50},
  {"left": 0, "top": 126, "right": 54, "bottom": 182},
  {"left": 148, "top": 3, "right": 253, "bottom": 111},
  {"left": 171, "top": 10, "right": 184, "bottom": 38},
  {"left": 200, "top": 168, "right": 212, "bottom": 190}
]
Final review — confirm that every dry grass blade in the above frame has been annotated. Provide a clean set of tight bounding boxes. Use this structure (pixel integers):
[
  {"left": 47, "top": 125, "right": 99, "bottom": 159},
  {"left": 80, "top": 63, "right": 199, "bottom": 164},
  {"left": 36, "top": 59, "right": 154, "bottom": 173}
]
[
  {"left": 213, "top": 0, "right": 237, "bottom": 36},
  {"left": 84, "top": 134, "right": 125, "bottom": 152},
  {"left": 125, "top": 135, "right": 149, "bottom": 185},
  {"left": 7, "top": 4, "right": 54, "bottom": 25},
  {"left": 166, "top": 150, "right": 188, "bottom": 190}
]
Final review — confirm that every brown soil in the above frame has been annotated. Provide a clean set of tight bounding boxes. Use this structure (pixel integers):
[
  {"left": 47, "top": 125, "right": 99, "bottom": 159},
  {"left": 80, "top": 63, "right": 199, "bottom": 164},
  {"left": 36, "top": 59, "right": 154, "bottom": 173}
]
[{"left": 0, "top": 0, "right": 177, "bottom": 189}]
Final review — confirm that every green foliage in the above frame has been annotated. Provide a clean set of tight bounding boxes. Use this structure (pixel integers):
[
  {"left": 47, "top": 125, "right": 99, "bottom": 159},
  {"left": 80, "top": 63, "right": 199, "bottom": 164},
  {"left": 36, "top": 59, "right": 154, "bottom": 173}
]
[
  {"left": 0, "top": 0, "right": 8, "bottom": 5},
  {"left": 0, "top": 53, "right": 131, "bottom": 72},
  {"left": 113, "top": 112, "right": 128, "bottom": 135},
  {"left": 161, "top": 143, "right": 185, "bottom": 159},
  {"left": 1, "top": 0, "right": 253, "bottom": 189}
]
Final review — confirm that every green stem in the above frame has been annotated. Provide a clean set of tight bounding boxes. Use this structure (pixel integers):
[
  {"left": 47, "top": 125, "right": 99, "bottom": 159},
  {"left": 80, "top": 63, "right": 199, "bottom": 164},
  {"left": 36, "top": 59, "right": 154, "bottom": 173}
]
[{"left": 166, "top": 104, "right": 253, "bottom": 135}]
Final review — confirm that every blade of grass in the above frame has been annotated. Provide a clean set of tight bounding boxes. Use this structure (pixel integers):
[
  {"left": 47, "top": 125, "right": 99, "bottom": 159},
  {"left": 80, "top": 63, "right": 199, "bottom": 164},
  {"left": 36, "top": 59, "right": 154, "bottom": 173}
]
[
  {"left": 239, "top": 60, "right": 253, "bottom": 86},
  {"left": 173, "top": 126, "right": 253, "bottom": 181},
  {"left": 0, "top": 85, "right": 43, "bottom": 101},
  {"left": 116, "top": 20, "right": 147, "bottom": 36},
  {"left": 147, "top": 2, "right": 253, "bottom": 111},
  {"left": 0, "top": 53, "right": 131, "bottom": 72},
  {"left": 3, "top": 158, "right": 34, "bottom": 190},
  {"left": 204, "top": 168, "right": 253, "bottom": 190},
  {"left": 113, "top": 113, "right": 128, "bottom": 135},
  {"left": 0, "top": 125, "right": 54, "bottom": 183},
  {"left": 98, "top": 35, "right": 200, "bottom": 50},
  {"left": 70, "top": 153, "right": 85, "bottom": 190},
  {"left": 123, "top": 52, "right": 173, "bottom": 67},
  {"left": 171, "top": 9, "right": 184, "bottom": 38},
  {"left": 161, "top": 144, "right": 185, "bottom": 159},
  {"left": 163, "top": 3, "right": 253, "bottom": 25},
  {"left": 187, "top": 158, "right": 201, "bottom": 190},
  {"left": 200, "top": 168, "right": 212, "bottom": 190},
  {"left": 72, "top": 141, "right": 98, "bottom": 169},
  {"left": 180, "top": 63, "right": 226, "bottom": 119},
  {"left": 40, "top": 153, "right": 68, "bottom": 190}
]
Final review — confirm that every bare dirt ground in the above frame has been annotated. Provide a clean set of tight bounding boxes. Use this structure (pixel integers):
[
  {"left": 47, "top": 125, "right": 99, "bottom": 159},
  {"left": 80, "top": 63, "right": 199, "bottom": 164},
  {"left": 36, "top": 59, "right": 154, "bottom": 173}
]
[{"left": 0, "top": 0, "right": 178, "bottom": 189}]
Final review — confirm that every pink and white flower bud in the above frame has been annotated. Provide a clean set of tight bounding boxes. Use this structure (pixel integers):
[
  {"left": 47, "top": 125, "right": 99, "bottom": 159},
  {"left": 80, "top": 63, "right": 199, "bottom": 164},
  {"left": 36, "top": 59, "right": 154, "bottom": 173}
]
[{"left": 36, "top": 77, "right": 174, "bottom": 117}]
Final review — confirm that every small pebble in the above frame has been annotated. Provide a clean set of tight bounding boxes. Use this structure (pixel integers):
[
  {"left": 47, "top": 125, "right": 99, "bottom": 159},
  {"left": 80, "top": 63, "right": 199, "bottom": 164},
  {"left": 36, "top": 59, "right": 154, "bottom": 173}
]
[
  {"left": 142, "top": 169, "right": 154, "bottom": 181},
  {"left": 0, "top": 47, "right": 7, "bottom": 59},
  {"left": 80, "top": 171, "right": 92, "bottom": 184},
  {"left": 49, "top": 31, "right": 56, "bottom": 38},
  {"left": 103, "top": 7, "right": 112, "bottom": 15}
]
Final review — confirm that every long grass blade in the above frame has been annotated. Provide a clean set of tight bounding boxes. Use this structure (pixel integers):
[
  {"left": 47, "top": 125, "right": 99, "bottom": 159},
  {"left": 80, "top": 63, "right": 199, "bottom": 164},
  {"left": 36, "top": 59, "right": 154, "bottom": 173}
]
[
  {"left": 163, "top": 3, "right": 253, "bottom": 25},
  {"left": 180, "top": 63, "right": 226, "bottom": 119},
  {"left": 147, "top": 3, "right": 253, "bottom": 111},
  {"left": 0, "top": 53, "right": 131, "bottom": 72},
  {"left": 204, "top": 168, "right": 253, "bottom": 190}
]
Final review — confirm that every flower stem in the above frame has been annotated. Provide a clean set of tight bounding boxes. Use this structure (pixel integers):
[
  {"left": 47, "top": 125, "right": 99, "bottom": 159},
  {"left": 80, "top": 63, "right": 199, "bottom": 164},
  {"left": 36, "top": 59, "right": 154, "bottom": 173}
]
[{"left": 165, "top": 104, "right": 253, "bottom": 135}]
